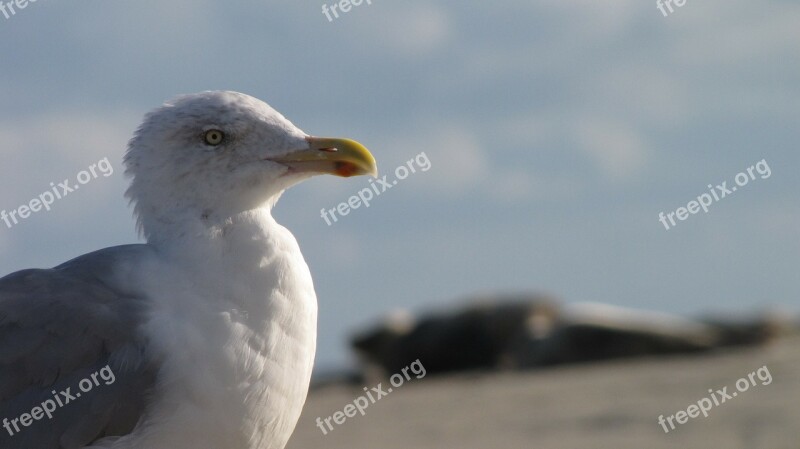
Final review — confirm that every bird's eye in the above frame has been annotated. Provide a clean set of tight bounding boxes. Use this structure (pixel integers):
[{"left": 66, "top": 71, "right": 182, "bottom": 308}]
[{"left": 204, "top": 129, "right": 225, "bottom": 146}]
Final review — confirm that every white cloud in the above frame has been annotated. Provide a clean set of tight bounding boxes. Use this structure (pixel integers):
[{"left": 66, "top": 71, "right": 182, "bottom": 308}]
[
  {"left": 494, "top": 113, "right": 557, "bottom": 148},
  {"left": 0, "top": 111, "right": 135, "bottom": 225},
  {"left": 383, "top": 125, "right": 488, "bottom": 196},
  {"left": 586, "top": 63, "right": 693, "bottom": 126},
  {"left": 351, "top": 2, "right": 454, "bottom": 57},
  {"left": 534, "top": 0, "right": 643, "bottom": 40},
  {"left": 672, "top": 2, "right": 800, "bottom": 67},
  {"left": 575, "top": 118, "right": 650, "bottom": 182},
  {"left": 0, "top": 111, "right": 132, "bottom": 183}
]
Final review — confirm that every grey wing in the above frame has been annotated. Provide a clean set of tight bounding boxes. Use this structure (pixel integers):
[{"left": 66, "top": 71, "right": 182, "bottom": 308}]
[{"left": 0, "top": 245, "right": 159, "bottom": 449}]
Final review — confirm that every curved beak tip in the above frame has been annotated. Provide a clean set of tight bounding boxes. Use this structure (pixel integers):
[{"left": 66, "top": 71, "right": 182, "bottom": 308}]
[{"left": 306, "top": 136, "right": 378, "bottom": 178}]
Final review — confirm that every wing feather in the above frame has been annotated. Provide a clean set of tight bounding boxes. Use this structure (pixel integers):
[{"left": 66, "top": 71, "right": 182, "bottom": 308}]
[{"left": 0, "top": 245, "right": 159, "bottom": 449}]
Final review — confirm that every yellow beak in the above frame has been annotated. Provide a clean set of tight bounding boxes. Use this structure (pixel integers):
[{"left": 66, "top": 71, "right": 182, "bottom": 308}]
[{"left": 270, "top": 136, "right": 378, "bottom": 178}]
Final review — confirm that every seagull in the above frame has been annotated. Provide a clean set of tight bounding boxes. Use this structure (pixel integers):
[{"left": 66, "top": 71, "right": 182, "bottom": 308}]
[{"left": 0, "top": 91, "right": 377, "bottom": 449}]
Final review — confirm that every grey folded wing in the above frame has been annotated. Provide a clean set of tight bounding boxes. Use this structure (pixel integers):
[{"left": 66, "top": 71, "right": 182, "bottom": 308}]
[{"left": 0, "top": 245, "right": 159, "bottom": 449}]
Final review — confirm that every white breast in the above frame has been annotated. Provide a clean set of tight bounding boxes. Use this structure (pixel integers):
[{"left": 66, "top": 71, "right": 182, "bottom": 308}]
[{"left": 90, "top": 211, "right": 318, "bottom": 449}]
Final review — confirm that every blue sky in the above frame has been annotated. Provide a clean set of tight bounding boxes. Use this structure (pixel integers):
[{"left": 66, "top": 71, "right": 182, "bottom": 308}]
[{"left": 1, "top": 0, "right": 798, "bottom": 369}]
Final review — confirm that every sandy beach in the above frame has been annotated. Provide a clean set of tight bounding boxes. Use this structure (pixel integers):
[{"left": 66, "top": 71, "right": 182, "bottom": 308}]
[{"left": 288, "top": 337, "right": 800, "bottom": 449}]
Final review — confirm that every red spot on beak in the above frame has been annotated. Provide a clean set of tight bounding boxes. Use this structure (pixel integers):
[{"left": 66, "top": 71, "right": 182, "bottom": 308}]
[{"left": 334, "top": 162, "right": 359, "bottom": 177}]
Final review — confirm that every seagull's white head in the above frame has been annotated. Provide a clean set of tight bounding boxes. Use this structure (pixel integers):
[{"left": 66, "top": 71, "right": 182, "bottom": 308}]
[{"left": 124, "top": 91, "right": 377, "bottom": 241}]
